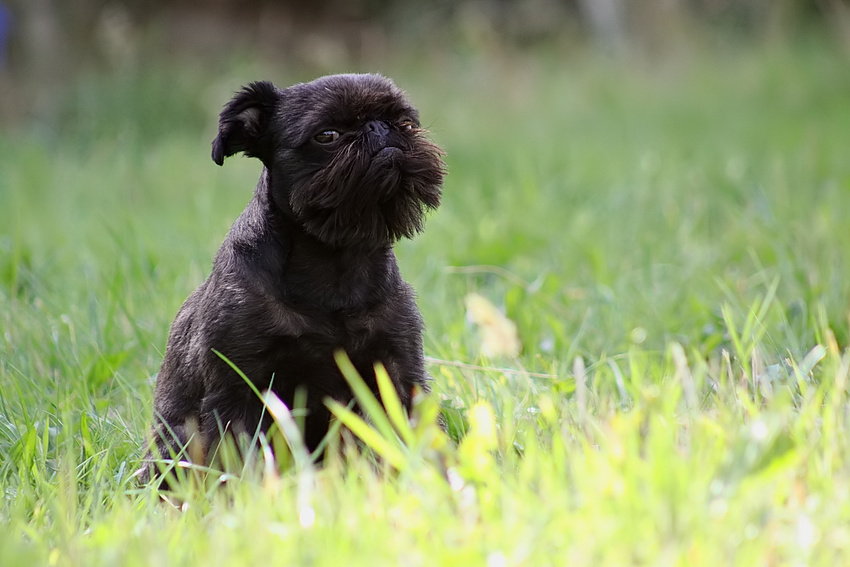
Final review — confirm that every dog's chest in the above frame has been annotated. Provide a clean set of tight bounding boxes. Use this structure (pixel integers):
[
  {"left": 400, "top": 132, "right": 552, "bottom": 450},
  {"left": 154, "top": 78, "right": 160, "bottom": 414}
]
[{"left": 259, "top": 304, "right": 393, "bottom": 390}]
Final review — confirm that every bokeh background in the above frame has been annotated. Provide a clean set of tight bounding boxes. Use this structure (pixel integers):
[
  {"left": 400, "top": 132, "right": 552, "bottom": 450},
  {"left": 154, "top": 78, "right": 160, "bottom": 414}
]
[
  {"left": 2, "top": 0, "right": 850, "bottom": 363},
  {"left": 1, "top": 0, "right": 849, "bottom": 131}
]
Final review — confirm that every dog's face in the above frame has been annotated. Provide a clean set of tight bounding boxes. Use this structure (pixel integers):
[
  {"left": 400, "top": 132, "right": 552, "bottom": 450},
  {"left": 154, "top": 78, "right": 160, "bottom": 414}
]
[{"left": 211, "top": 74, "right": 445, "bottom": 248}]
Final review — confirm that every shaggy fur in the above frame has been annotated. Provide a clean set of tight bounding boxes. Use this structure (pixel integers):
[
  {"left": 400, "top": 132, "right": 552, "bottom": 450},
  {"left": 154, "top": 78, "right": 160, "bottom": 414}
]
[{"left": 139, "top": 74, "right": 445, "bottom": 484}]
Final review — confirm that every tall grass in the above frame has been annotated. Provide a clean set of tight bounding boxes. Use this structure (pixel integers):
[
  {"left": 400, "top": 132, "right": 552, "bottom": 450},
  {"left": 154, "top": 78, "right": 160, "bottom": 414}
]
[{"left": 2, "top": 37, "right": 850, "bottom": 564}]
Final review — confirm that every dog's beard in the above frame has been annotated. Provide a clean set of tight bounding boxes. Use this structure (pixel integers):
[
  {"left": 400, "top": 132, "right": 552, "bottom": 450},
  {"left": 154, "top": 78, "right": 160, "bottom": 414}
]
[{"left": 288, "top": 131, "right": 444, "bottom": 248}]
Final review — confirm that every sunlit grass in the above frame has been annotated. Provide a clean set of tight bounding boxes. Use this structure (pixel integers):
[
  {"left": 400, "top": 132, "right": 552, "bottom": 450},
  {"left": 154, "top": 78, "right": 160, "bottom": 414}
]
[{"left": 2, "top": 37, "right": 850, "bottom": 564}]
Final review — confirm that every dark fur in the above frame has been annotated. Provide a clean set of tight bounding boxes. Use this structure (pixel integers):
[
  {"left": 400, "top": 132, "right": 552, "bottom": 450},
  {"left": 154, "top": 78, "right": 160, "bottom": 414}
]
[{"left": 139, "top": 74, "right": 445, "bottom": 483}]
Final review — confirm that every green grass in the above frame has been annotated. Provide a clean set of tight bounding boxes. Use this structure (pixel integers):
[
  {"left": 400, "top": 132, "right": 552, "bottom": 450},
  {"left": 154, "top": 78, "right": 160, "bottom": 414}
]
[{"left": 2, "top": 36, "right": 850, "bottom": 565}]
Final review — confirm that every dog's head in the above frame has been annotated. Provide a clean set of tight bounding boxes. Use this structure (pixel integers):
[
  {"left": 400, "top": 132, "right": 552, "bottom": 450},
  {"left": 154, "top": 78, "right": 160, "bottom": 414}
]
[{"left": 212, "top": 74, "right": 445, "bottom": 248}]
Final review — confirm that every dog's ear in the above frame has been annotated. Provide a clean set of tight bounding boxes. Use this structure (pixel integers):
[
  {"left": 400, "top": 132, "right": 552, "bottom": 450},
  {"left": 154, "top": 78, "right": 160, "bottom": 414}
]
[{"left": 211, "top": 81, "right": 280, "bottom": 166}]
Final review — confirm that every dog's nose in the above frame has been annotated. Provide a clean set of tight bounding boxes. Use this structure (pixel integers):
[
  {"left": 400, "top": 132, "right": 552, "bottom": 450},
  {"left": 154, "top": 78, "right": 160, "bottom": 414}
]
[{"left": 365, "top": 120, "right": 390, "bottom": 138}]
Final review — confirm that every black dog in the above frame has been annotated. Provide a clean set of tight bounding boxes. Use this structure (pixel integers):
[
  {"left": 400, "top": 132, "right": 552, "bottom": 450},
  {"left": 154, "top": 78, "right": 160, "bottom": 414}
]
[{"left": 139, "top": 74, "right": 445, "bottom": 483}]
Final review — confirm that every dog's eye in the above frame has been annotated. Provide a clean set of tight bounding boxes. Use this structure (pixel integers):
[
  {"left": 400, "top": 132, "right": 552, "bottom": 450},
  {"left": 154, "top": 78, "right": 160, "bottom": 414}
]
[
  {"left": 398, "top": 120, "right": 416, "bottom": 131},
  {"left": 314, "top": 130, "right": 340, "bottom": 144}
]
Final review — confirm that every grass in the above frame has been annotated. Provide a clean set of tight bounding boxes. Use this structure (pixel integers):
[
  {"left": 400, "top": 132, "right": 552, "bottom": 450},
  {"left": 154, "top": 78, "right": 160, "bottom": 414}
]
[{"left": 2, "top": 35, "right": 850, "bottom": 564}]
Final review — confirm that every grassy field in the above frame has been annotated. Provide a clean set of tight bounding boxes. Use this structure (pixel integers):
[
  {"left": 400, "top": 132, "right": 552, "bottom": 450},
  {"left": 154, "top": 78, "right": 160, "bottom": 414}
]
[{"left": 2, "top": 36, "right": 850, "bottom": 564}]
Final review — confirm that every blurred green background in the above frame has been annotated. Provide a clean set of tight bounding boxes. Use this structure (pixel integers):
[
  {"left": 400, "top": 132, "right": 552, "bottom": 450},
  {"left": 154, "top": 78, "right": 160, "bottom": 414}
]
[
  {"left": 2, "top": 0, "right": 850, "bottom": 131},
  {"left": 2, "top": 0, "right": 850, "bottom": 421},
  {"left": 2, "top": 0, "right": 850, "bottom": 422},
  {"left": 3, "top": 0, "right": 849, "bottom": 354}
]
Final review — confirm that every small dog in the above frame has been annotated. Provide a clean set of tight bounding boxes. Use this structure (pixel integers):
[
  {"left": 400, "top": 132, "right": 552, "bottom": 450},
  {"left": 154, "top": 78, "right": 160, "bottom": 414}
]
[{"left": 139, "top": 74, "right": 445, "bottom": 483}]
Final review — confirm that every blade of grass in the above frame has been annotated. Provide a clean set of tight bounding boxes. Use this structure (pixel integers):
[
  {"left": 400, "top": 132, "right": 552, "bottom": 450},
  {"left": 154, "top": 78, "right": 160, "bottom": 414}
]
[
  {"left": 325, "top": 399, "right": 408, "bottom": 471},
  {"left": 333, "top": 350, "right": 397, "bottom": 442},
  {"left": 374, "top": 362, "right": 415, "bottom": 446}
]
